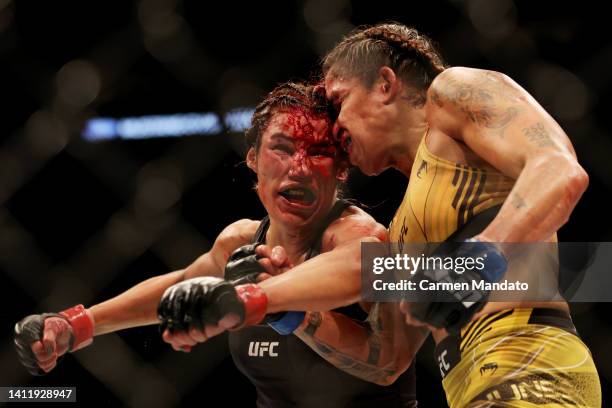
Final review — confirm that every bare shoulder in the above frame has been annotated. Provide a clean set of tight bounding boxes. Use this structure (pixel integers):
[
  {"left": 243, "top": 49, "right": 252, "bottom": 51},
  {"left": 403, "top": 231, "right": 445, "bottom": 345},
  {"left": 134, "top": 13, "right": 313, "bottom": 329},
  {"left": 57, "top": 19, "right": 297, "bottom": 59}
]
[
  {"left": 426, "top": 66, "right": 527, "bottom": 139},
  {"left": 215, "top": 218, "right": 260, "bottom": 251},
  {"left": 322, "top": 205, "right": 387, "bottom": 251},
  {"left": 184, "top": 218, "right": 260, "bottom": 279},
  {"left": 429, "top": 66, "right": 517, "bottom": 95}
]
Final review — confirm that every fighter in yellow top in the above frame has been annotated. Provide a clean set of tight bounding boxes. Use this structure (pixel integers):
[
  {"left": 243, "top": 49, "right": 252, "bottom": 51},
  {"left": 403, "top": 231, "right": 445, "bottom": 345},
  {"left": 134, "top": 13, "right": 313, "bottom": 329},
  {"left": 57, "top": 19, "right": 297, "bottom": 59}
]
[{"left": 321, "top": 22, "right": 600, "bottom": 407}]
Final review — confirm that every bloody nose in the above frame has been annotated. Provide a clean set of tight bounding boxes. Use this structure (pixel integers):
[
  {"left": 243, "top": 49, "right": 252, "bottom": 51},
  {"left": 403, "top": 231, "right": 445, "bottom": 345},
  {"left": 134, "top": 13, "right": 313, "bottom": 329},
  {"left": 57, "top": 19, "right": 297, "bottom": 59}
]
[{"left": 288, "top": 150, "right": 312, "bottom": 179}]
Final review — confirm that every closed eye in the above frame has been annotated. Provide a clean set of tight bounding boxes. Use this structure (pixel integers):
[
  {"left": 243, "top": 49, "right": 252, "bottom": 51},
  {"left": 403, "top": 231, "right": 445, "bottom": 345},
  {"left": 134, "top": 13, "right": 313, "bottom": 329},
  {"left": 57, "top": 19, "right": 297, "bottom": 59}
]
[
  {"left": 308, "top": 146, "right": 336, "bottom": 157},
  {"left": 328, "top": 90, "right": 342, "bottom": 109},
  {"left": 332, "top": 97, "right": 343, "bottom": 112},
  {"left": 272, "top": 144, "right": 293, "bottom": 155}
]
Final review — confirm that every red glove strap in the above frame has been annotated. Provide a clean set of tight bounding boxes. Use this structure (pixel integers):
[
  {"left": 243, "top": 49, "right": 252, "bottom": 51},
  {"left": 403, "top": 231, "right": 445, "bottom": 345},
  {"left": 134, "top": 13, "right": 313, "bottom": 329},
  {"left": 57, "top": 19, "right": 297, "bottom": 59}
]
[
  {"left": 235, "top": 284, "right": 268, "bottom": 326},
  {"left": 59, "top": 304, "right": 94, "bottom": 351}
]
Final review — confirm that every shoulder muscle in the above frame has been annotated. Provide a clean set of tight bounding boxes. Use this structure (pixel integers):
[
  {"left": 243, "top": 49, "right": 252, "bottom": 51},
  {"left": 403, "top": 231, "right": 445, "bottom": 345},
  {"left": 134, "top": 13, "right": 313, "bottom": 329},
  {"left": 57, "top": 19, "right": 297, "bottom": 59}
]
[
  {"left": 426, "top": 66, "right": 526, "bottom": 138},
  {"left": 184, "top": 218, "right": 259, "bottom": 279},
  {"left": 213, "top": 218, "right": 260, "bottom": 263},
  {"left": 322, "top": 206, "right": 387, "bottom": 251}
]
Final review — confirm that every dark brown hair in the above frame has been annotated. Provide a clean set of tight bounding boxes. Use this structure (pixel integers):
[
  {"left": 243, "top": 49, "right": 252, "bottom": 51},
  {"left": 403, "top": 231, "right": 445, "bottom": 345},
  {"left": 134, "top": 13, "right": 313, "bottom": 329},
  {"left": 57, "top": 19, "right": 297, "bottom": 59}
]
[
  {"left": 322, "top": 23, "right": 447, "bottom": 105},
  {"left": 245, "top": 81, "right": 334, "bottom": 150}
]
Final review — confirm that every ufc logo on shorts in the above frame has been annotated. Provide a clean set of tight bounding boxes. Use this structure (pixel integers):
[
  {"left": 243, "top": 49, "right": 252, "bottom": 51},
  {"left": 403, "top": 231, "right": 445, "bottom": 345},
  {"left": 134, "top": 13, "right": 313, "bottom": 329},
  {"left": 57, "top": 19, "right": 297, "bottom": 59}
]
[{"left": 248, "top": 341, "right": 279, "bottom": 357}]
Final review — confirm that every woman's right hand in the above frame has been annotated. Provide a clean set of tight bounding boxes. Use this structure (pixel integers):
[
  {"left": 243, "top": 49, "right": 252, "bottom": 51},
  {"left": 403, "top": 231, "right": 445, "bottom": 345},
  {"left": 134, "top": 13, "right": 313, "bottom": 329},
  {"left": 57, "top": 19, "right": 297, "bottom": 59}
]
[
  {"left": 14, "top": 305, "right": 94, "bottom": 375},
  {"left": 14, "top": 314, "right": 74, "bottom": 375}
]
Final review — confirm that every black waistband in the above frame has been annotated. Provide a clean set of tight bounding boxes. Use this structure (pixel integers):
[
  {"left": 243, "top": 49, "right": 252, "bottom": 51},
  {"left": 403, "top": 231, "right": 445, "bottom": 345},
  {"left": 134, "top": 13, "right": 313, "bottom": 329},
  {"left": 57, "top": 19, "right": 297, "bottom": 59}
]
[
  {"left": 527, "top": 308, "right": 577, "bottom": 335},
  {"left": 434, "top": 308, "right": 577, "bottom": 379}
]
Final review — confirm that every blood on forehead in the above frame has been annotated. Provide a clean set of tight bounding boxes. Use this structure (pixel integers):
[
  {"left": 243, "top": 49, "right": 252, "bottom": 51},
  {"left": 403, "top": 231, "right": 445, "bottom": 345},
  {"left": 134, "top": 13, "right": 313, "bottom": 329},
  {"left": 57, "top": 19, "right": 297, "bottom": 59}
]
[
  {"left": 280, "top": 107, "right": 334, "bottom": 147},
  {"left": 276, "top": 107, "right": 339, "bottom": 179}
]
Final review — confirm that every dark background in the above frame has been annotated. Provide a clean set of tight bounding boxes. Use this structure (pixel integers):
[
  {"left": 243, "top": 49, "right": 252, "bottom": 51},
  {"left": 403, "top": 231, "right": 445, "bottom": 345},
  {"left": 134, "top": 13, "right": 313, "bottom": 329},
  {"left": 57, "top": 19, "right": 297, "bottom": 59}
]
[{"left": 1, "top": 0, "right": 611, "bottom": 406}]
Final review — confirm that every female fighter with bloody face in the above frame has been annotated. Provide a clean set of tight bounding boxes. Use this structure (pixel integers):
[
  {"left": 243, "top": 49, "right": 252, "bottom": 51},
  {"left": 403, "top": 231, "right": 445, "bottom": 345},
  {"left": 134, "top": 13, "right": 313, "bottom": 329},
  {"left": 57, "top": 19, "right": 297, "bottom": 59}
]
[
  {"left": 14, "top": 82, "right": 417, "bottom": 407},
  {"left": 318, "top": 23, "right": 601, "bottom": 407}
]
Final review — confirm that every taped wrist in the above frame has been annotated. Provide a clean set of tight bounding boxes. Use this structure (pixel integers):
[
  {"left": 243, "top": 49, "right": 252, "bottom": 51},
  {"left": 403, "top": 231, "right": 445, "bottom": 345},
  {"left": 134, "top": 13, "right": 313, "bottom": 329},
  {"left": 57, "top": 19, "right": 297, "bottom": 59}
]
[
  {"left": 267, "top": 311, "right": 306, "bottom": 335},
  {"left": 235, "top": 284, "right": 268, "bottom": 326},
  {"left": 59, "top": 304, "right": 94, "bottom": 351},
  {"left": 410, "top": 239, "right": 508, "bottom": 334}
]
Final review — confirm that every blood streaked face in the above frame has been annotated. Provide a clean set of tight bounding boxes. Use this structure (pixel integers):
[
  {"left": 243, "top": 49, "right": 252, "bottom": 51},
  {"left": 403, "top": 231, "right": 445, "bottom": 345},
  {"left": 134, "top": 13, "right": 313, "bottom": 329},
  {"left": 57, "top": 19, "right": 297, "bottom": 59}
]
[
  {"left": 251, "top": 109, "right": 344, "bottom": 228},
  {"left": 281, "top": 108, "right": 338, "bottom": 177}
]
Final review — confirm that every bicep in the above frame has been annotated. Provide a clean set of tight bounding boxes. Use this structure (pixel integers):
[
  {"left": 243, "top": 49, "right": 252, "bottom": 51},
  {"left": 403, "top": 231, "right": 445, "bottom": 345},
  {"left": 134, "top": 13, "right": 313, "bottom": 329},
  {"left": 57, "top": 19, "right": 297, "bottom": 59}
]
[
  {"left": 325, "top": 211, "right": 388, "bottom": 252},
  {"left": 428, "top": 67, "right": 576, "bottom": 178},
  {"left": 183, "top": 252, "right": 222, "bottom": 279}
]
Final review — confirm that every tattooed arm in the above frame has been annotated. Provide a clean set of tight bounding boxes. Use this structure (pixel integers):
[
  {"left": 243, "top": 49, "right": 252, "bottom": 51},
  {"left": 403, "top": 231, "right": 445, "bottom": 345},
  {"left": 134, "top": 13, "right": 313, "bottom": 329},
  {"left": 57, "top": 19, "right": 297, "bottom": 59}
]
[
  {"left": 427, "top": 67, "right": 588, "bottom": 242},
  {"left": 260, "top": 206, "right": 427, "bottom": 384},
  {"left": 294, "top": 303, "right": 428, "bottom": 385}
]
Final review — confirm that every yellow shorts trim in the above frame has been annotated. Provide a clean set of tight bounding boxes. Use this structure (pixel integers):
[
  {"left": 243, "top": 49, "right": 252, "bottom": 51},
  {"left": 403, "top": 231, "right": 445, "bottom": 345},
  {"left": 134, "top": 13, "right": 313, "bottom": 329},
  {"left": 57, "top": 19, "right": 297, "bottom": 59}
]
[{"left": 438, "top": 308, "right": 601, "bottom": 408}]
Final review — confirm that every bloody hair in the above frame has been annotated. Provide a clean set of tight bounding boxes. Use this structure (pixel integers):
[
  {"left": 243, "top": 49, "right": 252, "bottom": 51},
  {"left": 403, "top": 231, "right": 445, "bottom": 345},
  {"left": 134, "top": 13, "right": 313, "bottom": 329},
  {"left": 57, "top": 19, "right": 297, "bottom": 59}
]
[
  {"left": 245, "top": 81, "right": 334, "bottom": 151},
  {"left": 322, "top": 23, "right": 447, "bottom": 105}
]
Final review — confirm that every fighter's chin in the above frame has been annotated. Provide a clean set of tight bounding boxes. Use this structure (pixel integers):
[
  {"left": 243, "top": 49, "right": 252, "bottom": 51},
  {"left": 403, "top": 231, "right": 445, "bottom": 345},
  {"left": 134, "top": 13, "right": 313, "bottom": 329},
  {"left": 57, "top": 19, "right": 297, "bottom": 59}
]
[
  {"left": 368, "top": 163, "right": 389, "bottom": 176},
  {"left": 361, "top": 166, "right": 382, "bottom": 176},
  {"left": 352, "top": 155, "right": 385, "bottom": 176},
  {"left": 349, "top": 150, "right": 381, "bottom": 176},
  {"left": 274, "top": 195, "right": 319, "bottom": 225}
]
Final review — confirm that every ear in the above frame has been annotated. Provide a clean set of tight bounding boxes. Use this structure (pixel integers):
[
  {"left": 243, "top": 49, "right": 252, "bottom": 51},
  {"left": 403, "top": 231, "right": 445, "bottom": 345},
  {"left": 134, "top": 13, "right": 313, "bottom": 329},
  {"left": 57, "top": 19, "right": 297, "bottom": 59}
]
[
  {"left": 336, "top": 162, "right": 349, "bottom": 183},
  {"left": 378, "top": 66, "right": 400, "bottom": 104},
  {"left": 313, "top": 83, "right": 326, "bottom": 98},
  {"left": 246, "top": 147, "right": 257, "bottom": 172}
]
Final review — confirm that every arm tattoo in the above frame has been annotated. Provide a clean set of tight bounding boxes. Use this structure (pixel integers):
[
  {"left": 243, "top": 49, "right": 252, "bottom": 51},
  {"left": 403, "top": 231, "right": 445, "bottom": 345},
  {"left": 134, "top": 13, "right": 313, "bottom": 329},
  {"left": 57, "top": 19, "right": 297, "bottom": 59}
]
[
  {"left": 304, "top": 311, "right": 323, "bottom": 336},
  {"left": 304, "top": 332, "right": 396, "bottom": 384},
  {"left": 522, "top": 122, "right": 556, "bottom": 148},
  {"left": 365, "top": 302, "right": 382, "bottom": 364},
  {"left": 430, "top": 89, "right": 444, "bottom": 107},
  {"left": 432, "top": 72, "right": 522, "bottom": 137},
  {"left": 295, "top": 306, "right": 398, "bottom": 384},
  {"left": 365, "top": 325, "right": 382, "bottom": 365}
]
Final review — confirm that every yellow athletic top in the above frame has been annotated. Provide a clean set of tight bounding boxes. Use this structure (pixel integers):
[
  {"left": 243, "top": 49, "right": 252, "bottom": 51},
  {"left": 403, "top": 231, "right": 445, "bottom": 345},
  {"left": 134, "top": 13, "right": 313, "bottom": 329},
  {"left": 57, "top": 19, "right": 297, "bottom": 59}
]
[
  {"left": 389, "top": 131, "right": 602, "bottom": 407},
  {"left": 389, "top": 129, "right": 514, "bottom": 246}
]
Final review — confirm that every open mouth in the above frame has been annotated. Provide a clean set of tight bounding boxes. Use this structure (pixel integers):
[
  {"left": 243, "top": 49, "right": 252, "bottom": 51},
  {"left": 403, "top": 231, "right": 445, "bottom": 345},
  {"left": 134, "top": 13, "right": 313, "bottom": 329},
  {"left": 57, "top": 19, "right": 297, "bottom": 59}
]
[{"left": 278, "top": 187, "right": 316, "bottom": 206}]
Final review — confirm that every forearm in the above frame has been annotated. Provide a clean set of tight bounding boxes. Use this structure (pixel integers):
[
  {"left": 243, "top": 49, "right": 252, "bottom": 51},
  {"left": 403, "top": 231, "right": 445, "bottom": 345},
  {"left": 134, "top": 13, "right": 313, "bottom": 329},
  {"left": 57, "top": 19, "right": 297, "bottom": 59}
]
[
  {"left": 294, "top": 310, "right": 399, "bottom": 385},
  {"left": 294, "top": 303, "right": 424, "bottom": 385},
  {"left": 89, "top": 270, "right": 186, "bottom": 335},
  {"left": 259, "top": 238, "right": 365, "bottom": 313},
  {"left": 479, "top": 152, "right": 588, "bottom": 242}
]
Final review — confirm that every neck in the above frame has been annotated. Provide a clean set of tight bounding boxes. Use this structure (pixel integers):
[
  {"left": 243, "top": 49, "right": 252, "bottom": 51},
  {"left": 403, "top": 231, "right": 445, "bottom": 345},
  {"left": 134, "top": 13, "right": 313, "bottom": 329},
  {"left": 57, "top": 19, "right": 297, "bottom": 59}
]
[
  {"left": 266, "top": 204, "right": 333, "bottom": 264},
  {"left": 387, "top": 101, "right": 428, "bottom": 177}
]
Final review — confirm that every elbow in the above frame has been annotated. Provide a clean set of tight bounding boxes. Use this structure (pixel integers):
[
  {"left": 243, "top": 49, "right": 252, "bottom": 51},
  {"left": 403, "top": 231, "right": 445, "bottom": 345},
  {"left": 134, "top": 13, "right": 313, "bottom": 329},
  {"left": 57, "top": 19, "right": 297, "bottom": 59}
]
[
  {"left": 534, "top": 152, "right": 589, "bottom": 225},
  {"left": 373, "top": 371, "right": 400, "bottom": 386},
  {"left": 373, "top": 378, "right": 395, "bottom": 387},
  {"left": 569, "top": 164, "right": 589, "bottom": 198},
  {"left": 530, "top": 151, "right": 589, "bottom": 199},
  {"left": 370, "top": 348, "right": 416, "bottom": 386},
  {"left": 559, "top": 165, "right": 589, "bottom": 225},
  {"left": 371, "top": 359, "right": 414, "bottom": 386},
  {"left": 558, "top": 156, "right": 589, "bottom": 212}
]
